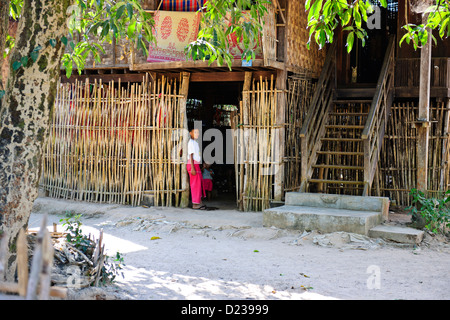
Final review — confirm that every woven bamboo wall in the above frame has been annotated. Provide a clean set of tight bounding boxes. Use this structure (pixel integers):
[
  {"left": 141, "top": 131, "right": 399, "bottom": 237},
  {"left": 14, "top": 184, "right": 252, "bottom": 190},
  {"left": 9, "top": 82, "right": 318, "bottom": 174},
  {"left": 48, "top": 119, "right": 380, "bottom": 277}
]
[
  {"left": 373, "top": 99, "right": 450, "bottom": 206},
  {"left": 261, "top": 2, "right": 277, "bottom": 63},
  {"left": 285, "top": 0, "right": 327, "bottom": 78},
  {"left": 235, "top": 75, "right": 283, "bottom": 211},
  {"left": 40, "top": 76, "right": 186, "bottom": 206}
]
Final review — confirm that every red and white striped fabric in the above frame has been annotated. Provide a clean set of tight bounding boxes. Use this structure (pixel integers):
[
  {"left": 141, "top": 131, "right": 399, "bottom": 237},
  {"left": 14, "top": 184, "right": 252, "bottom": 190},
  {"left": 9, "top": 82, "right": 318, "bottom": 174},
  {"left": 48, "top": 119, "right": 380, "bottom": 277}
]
[{"left": 161, "top": 0, "right": 206, "bottom": 12}]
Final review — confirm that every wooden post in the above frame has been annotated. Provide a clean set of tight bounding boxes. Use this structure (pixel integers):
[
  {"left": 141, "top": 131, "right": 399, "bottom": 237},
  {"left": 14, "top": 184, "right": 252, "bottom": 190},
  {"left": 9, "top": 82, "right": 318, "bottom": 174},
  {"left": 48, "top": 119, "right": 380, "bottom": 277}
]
[
  {"left": 440, "top": 99, "right": 450, "bottom": 190},
  {"left": 417, "top": 18, "right": 432, "bottom": 192},
  {"left": 180, "top": 72, "right": 191, "bottom": 208},
  {"left": 274, "top": 69, "right": 286, "bottom": 201},
  {"left": 239, "top": 72, "right": 253, "bottom": 210},
  {"left": 26, "top": 215, "right": 47, "bottom": 300},
  {"left": 17, "top": 229, "right": 28, "bottom": 297}
]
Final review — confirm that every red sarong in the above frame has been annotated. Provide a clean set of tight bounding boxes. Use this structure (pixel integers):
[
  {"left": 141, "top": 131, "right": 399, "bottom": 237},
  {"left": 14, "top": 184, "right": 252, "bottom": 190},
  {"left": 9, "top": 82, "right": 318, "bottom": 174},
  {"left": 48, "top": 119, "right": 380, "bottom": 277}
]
[
  {"left": 187, "top": 162, "right": 205, "bottom": 204},
  {"left": 203, "top": 179, "right": 213, "bottom": 192}
]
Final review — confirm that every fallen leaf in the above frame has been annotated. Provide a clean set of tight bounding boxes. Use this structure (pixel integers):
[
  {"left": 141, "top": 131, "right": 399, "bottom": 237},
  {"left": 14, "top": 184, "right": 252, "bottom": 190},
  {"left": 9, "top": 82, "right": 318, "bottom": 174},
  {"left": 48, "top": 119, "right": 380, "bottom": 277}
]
[
  {"left": 151, "top": 236, "right": 161, "bottom": 240},
  {"left": 300, "top": 273, "right": 310, "bottom": 278}
]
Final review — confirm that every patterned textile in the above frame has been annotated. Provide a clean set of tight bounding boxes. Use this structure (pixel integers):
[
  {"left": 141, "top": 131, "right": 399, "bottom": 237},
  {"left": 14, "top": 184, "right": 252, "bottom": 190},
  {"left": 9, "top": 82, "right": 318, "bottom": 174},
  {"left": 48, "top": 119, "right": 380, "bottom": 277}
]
[
  {"left": 162, "top": 0, "right": 207, "bottom": 11},
  {"left": 225, "top": 11, "right": 263, "bottom": 59},
  {"left": 147, "top": 11, "right": 201, "bottom": 62}
]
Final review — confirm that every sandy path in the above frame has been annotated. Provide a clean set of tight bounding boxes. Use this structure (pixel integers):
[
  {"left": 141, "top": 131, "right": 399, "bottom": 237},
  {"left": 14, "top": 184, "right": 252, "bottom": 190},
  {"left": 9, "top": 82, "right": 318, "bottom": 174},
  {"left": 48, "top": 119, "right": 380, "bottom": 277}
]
[{"left": 29, "top": 197, "right": 450, "bottom": 300}]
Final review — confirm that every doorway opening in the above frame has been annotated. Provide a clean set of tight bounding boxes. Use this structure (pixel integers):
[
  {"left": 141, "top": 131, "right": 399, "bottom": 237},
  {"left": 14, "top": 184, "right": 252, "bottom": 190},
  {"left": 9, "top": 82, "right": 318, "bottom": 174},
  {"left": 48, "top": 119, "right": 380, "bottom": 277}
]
[
  {"left": 186, "top": 81, "right": 243, "bottom": 209},
  {"left": 337, "top": 0, "right": 398, "bottom": 87}
]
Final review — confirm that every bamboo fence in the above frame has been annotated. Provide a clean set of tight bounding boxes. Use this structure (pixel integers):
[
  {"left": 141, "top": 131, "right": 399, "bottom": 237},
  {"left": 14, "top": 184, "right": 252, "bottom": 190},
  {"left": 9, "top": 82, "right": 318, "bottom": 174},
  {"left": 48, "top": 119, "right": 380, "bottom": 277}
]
[
  {"left": 40, "top": 76, "right": 186, "bottom": 207},
  {"left": 283, "top": 74, "right": 317, "bottom": 192},
  {"left": 235, "top": 75, "right": 282, "bottom": 211},
  {"left": 40, "top": 72, "right": 450, "bottom": 210},
  {"left": 374, "top": 99, "right": 450, "bottom": 206}
]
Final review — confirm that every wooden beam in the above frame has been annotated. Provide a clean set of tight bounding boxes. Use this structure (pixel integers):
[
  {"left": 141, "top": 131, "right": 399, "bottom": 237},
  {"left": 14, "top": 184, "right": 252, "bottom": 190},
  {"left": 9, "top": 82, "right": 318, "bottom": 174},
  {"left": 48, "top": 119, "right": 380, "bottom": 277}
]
[
  {"left": 417, "top": 20, "right": 432, "bottom": 192},
  {"left": 239, "top": 71, "right": 253, "bottom": 210},
  {"left": 179, "top": 72, "right": 191, "bottom": 208},
  {"left": 274, "top": 69, "right": 286, "bottom": 202},
  {"left": 16, "top": 229, "right": 28, "bottom": 297},
  {"left": 190, "top": 71, "right": 277, "bottom": 82},
  {"left": 60, "top": 73, "right": 148, "bottom": 83},
  {"left": 68, "top": 71, "right": 278, "bottom": 84},
  {"left": 440, "top": 99, "right": 450, "bottom": 190},
  {"left": 395, "top": 87, "right": 450, "bottom": 98},
  {"left": 130, "top": 59, "right": 268, "bottom": 72}
]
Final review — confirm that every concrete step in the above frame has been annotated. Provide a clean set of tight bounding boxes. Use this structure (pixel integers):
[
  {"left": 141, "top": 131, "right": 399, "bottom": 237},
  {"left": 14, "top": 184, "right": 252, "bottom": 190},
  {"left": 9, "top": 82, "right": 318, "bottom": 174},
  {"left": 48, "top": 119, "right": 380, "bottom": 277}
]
[
  {"left": 284, "top": 192, "right": 389, "bottom": 220},
  {"left": 263, "top": 205, "right": 382, "bottom": 236},
  {"left": 263, "top": 192, "right": 391, "bottom": 236},
  {"left": 369, "top": 225, "right": 424, "bottom": 244}
]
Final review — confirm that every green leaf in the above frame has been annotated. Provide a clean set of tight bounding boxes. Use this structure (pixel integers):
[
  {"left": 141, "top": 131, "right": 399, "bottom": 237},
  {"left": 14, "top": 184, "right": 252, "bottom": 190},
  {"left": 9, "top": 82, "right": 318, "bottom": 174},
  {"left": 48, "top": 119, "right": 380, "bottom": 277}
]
[
  {"left": 65, "top": 61, "right": 73, "bottom": 78},
  {"left": 30, "top": 51, "right": 39, "bottom": 62},
  {"left": 116, "top": 4, "right": 126, "bottom": 20},
  {"left": 305, "top": 0, "right": 312, "bottom": 11},
  {"left": 126, "top": 3, "right": 133, "bottom": 19},
  {"left": 61, "top": 36, "right": 68, "bottom": 46},
  {"left": 12, "top": 60, "right": 22, "bottom": 71},
  {"left": 346, "top": 32, "right": 354, "bottom": 53},
  {"left": 49, "top": 39, "right": 57, "bottom": 48}
]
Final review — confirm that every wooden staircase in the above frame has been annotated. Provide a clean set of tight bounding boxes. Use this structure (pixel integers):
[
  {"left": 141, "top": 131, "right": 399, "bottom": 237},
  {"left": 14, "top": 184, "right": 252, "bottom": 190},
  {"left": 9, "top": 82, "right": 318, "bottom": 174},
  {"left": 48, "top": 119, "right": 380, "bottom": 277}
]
[
  {"left": 308, "top": 99, "right": 371, "bottom": 195},
  {"left": 299, "top": 36, "right": 396, "bottom": 196}
]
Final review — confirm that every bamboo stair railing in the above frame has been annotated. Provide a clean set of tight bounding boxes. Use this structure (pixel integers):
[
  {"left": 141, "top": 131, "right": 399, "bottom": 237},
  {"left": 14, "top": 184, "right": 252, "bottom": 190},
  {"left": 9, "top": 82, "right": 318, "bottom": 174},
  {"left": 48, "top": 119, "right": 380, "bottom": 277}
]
[
  {"left": 361, "top": 35, "right": 396, "bottom": 195},
  {"left": 299, "top": 42, "right": 336, "bottom": 192},
  {"left": 299, "top": 36, "right": 396, "bottom": 196}
]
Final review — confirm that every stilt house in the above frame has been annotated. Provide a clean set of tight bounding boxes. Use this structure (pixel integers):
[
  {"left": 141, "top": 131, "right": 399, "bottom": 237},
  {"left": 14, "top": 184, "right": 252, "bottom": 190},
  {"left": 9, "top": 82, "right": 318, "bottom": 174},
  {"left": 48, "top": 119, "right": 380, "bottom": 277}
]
[{"left": 40, "top": 0, "right": 450, "bottom": 212}]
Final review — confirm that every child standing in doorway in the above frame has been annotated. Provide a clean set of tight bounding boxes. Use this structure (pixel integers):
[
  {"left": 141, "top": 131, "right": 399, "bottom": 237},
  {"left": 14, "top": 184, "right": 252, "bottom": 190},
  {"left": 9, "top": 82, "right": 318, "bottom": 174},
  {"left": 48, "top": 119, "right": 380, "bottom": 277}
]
[
  {"left": 202, "top": 162, "right": 214, "bottom": 201},
  {"left": 187, "top": 126, "right": 206, "bottom": 209}
]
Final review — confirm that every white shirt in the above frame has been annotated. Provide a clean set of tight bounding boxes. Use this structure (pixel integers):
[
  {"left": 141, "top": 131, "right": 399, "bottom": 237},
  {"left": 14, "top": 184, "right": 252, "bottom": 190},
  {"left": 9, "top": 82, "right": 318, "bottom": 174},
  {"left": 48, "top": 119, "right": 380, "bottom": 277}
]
[{"left": 188, "top": 139, "right": 201, "bottom": 163}]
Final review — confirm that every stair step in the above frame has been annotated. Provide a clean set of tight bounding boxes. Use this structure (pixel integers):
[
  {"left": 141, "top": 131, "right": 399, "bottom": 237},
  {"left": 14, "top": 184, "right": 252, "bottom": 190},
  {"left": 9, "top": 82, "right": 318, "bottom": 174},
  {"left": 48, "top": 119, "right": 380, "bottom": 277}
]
[
  {"left": 264, "top": 193, "right": 390, "bottom": 235},
  {"left": 284, "top": 192, "right": 389, "bottom": 212},
  {"left": 335, "top": 87, "right": 376, "bottom": 99},
  {"left": 317, "top": 151, "right": 364, "bottom": 156},
  {"left": 264, "top": 205, "right": 382, "bottom": 235},
  {"left": 333, "top": 99, "right": 373, "bottom": 104},
  {"left": 320, "top": 137, "right": 363, "bottom": 142},
  {"left": 369, "top": 225, "right": 424, "bottom": 244},
  {"left": 308, "top": 179, "right": 365, "bottom": 185},
  {"left": 312, "top": 164, "right": 364, "bottom": 170},
  {"left": 325, "top": 125, "right": 365, "bottom": 129},
  {"left": 329, "top": 112, "right": 369, "bottom": 116},
  {"left": 326, "top": 186, "right": 364, "bottom": 190}
]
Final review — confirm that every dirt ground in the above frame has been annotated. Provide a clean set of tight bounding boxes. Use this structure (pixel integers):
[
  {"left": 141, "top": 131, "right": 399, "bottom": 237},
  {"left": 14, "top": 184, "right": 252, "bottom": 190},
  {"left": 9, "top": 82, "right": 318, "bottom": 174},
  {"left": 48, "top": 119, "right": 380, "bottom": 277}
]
[{"left": 29, "top": 196, "right": 450, "bottom": 300}]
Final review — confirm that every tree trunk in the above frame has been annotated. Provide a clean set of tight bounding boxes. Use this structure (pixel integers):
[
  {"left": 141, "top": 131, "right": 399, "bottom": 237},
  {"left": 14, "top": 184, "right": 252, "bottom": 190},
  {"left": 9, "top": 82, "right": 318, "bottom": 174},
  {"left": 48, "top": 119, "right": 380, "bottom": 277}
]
[
  {"left": 0, "top": 0, "right": 10, "bottom": 90},
  {"left": 0, "top": 0, "right": 70, "bottom": 281}
]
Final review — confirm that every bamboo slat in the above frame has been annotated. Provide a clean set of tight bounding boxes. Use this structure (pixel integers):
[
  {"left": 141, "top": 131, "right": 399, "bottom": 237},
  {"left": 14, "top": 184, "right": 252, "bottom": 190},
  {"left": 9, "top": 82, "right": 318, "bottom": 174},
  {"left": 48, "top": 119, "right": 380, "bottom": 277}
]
[
  {"left": 283, "top": 75, "right": 317, "bottom": 193},
  {"left": 373, "top": 99, "right": 450, "bottom": 206},
  {"left": 235, "top": 75, "right": 282, "bottom": 211},
  {"left": 40, "top": 76, "right": 186, "bottom": 207}
]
